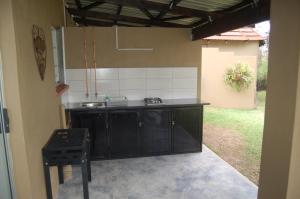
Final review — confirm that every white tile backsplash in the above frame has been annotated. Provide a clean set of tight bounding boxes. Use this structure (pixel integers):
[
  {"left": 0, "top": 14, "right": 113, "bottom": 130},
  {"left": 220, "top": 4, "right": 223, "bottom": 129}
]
[
  {"left": 120, "top": 79, "right": 146, "bottom": 90},
  {"left": 68, "top": 80, "right": 86, "bottom": 92},
  {"left": 146, "top": 68, "right": 173, "bottom": 79},
  {"left": 146, "top": 79, "right": 172, "bottom": 89},
  {"left": 172, "top": 89, "right": 197, "bottom": 99},
  {"left": 67, "top": 91, "right": 88, "bottom": 103},
  {"left": 119, "top": 68, "right": 146, "bottom": 79},
  {"left": 146, "top": 89, "right": 172, "bottom": 99},
  {"left": 120, "top": 90, "right": 146, "bottom": 100},
  {"left": 172, "top": 78, "right": 197, "bottom": 89},
  {"left": 90, "top": 80, "right": 119, "bottom": 92},
  {"left": 173, "top": 67, "right": 197, "bottom": 79},
  {"left": 65, "top": 69, "right": 86, "bottom": 81},
  {"left": 92, "top": 68, "right": 119, "bottom": 80},
  {"left": 64, "top": 67, "right": 198, "bottom": 102}
]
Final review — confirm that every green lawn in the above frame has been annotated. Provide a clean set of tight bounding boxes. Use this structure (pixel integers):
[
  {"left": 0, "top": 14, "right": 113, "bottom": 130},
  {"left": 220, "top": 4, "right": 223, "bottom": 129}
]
[{"left": 204, "top": 91, "right": 266, "bottom": 163}]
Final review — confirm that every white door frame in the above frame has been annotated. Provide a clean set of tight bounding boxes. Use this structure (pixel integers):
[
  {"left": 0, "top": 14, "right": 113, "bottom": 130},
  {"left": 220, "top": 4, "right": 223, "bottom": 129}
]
[{"left": 0, "top": 51, "right": 15, "bottom": 199}]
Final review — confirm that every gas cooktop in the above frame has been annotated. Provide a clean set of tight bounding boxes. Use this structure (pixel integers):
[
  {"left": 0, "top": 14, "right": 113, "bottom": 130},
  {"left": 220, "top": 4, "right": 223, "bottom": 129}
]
[{"left": 144, "top": 97, "right": 163, "bottom": 105}]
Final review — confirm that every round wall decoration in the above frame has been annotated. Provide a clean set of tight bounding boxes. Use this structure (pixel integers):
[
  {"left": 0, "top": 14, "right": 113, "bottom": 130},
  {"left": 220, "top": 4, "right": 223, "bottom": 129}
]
[{"left": 32, "top": 25, "right": 47, "bottom": 81}]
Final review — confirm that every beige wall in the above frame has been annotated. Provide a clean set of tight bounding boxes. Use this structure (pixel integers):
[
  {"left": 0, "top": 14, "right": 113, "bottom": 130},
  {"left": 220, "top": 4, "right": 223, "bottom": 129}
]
[
  {"left": 201, "top": 41, "right": 259, "bottom": 109},
  {"left": 0, "top": 0, "right": 32, "bottom": 198},
  {"left": 258, "top": 0, "right": 300, "bottom": 198},
  {"left": 286, "top": 48, "right": 300, "bottom": 199},
  {"left": 0, "top": 0, "right": 64, "bottom": 198},
  {"left": 64, "top": 27, "right": 202, "bottom": 68},
  {"left": 64, "top": 27, "right": 203, "bottom": 97}
]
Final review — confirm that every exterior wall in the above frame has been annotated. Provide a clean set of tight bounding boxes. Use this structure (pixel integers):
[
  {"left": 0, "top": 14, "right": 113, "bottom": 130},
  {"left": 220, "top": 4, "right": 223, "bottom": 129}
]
[
  {"left": 201, "top": 40, "right": 259, "bottom": 109},
  {"left": 287, "top": 47, "right": 300, "bottom": 199},
  {"left": 258, "top": 0, "right": 300, "bottom": 198},
  {"left": 64, "top": 27, "right": 202, "bottom": 69},
  {"left": 0, "top": 0, "right": 64, "bottom": 198},
  {"left": 64, "top": 27, "right": 203, "bottom": 98}
]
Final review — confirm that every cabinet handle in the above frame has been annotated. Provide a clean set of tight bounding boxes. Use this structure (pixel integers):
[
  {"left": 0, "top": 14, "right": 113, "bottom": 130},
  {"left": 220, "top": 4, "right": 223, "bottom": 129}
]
[
  {"left": 172, "top": 121, "right": 175, "bottom": 126},
  {"left": 139, "top": 122, "right": 143, "bottom": 127}
]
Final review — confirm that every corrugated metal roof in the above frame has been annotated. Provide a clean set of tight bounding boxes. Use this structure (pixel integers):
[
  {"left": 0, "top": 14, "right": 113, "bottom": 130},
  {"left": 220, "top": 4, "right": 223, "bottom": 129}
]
[
  {"left": 148, "top": 0, "right": 243, "bottom": 12},
  {"left": 203, "top": 27, "right": 265, "bottom": 41},
  {"left": 171, "top": 17, "right": 201, "bottom": 25},
  {"left": 66, "top": 0, "right": 247, "bottom": 27},
  {"left": 120, "top": 6, "right": 149, "bottom": 19},
  {"left": 177, "top": 0, "right": 243, "bottom": 12}
]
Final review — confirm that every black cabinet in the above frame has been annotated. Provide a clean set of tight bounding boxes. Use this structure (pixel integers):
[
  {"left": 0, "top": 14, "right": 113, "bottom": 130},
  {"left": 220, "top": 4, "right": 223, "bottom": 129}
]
[
  {"left": 109, "top": 110, "right": 140, "bottom": 158},
  {"left": 173, "top": 107, "right": 202, "bottom": 153},
  {"left": 71, "top": 111, "right": 108, "bottom": 159},
  {"left": 69, "top": 105, "right": 204, "bottom": 160},
  {"left": 141, "top": 109, "right": 172, "bottom": 155}
]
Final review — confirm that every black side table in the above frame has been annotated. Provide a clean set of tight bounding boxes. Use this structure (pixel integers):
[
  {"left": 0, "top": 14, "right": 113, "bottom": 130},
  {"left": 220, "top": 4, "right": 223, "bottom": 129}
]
[{"left": 42, "top": 129, "right": 91, "bottom": 199}]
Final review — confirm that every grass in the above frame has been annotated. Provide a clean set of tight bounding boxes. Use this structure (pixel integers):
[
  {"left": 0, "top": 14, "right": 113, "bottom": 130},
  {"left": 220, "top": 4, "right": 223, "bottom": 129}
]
[{"left": 204, "top": 91, "right": 266, "bottom": 163}]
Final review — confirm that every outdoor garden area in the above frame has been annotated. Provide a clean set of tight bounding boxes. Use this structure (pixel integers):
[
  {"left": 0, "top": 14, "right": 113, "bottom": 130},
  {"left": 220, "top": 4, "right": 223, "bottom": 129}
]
[
  {"left": 203, "top": 55, "right": 268, "bottom": 185},
  {"left": 203, "top": 91, "right": 265, "bottom": 185}
]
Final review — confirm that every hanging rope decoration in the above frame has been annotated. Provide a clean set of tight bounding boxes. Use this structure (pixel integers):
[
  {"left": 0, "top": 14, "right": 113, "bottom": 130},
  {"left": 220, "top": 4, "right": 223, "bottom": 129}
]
[
  {"left": 92, "top": 28, "right": 98, "bottom": 98},
  {"left": 83, "top": 27, "right": 89, "bottom": 98}
]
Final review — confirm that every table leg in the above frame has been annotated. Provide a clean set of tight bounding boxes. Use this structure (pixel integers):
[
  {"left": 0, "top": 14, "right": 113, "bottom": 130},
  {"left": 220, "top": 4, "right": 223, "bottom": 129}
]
[
  {"left": 43, "top": 158, "right": 52, "bottom": 199},
  {"left": 87, "top": 140, "right": 91, "bottom": 182},
  {"left": 81, "top": 159, "right": 89, "bottom": 199},
  {"left": 87, "top": 160, "right": 91, "bottom": 182},
  {"left": 58, "top": 165, "right": 64, "bottom": 184}
]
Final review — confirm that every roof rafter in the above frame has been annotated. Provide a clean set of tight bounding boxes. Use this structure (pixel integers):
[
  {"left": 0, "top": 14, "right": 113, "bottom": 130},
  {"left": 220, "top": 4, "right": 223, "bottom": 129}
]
[
  {"left": 155, "top": 0, "right": 183, "bottom": 20},
  {"left": 114, "top": 5, "right": 122, "bottom": 24},
  {"left": 68, "top": 8, "right": 192, "bottom": 28},
  {"left": 161, "top": 15, "right": 188, "bottom": 21},
  {"left": 82, "top": 1, "right": 105, "bottom": 10},
  {"left": 191, "top": 0, "right": 263, "bottom": 29},
  {"left": 192, "top": 0, "right": 270, "bottom": 40},
  {"left": 73, "top": 17, "right": 139, "bottom": 27},
  {"left": 74, "top": 0, "right": 82, "bottom": 9},
  {"left": 134, "top": 0, "right": 154, "bottom": 19},
  {"left": 220, "top": 0, "right": 254, "bottom": 14}
]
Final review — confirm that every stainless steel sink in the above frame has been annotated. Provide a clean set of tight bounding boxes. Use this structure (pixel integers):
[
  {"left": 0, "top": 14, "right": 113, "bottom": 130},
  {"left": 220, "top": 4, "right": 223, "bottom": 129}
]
[{"left": 81, "top": 101, "right": 106, "bottom": 108}]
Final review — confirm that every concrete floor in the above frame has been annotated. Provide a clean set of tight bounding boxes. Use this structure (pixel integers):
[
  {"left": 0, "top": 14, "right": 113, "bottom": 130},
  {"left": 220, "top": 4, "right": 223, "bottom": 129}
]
[{"left": 57, "top": 146, "right": 257, "bottom": 199}]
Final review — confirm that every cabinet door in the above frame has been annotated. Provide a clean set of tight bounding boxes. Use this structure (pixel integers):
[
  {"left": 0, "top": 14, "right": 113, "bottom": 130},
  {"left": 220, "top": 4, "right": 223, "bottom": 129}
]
[
  {"left": 71, "top": 111, "right": 108, "bottom": 159},
  {"left": 109, "top": 110, "right": 140, "bottom": 158},
  {"left": 141, "top": 109, "right": 171, "bottom": 155},
  {"left": 173, "top": 107, "right": 202, "bottom": 153}
]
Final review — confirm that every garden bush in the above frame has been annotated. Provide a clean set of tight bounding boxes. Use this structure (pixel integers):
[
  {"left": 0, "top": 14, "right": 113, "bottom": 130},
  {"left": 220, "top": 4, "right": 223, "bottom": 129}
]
[
  {"left": 257, "top": 56, "right": 268, "bottom": 91},
  {"left": 224, "top": 63, "right": 253, "bottom": 92}
]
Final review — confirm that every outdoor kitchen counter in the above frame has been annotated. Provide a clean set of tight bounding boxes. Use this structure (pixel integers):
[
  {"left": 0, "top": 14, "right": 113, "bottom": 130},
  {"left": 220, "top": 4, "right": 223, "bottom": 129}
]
[
  {"left": 64, "top": 98, "right": 209, "bottom": 110},
  {"left": 66, "top": 99, "right": 209, "bottom": 160}
]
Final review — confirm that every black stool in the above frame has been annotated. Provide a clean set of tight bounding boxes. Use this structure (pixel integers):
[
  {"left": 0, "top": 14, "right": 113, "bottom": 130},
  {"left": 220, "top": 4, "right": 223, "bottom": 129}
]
[{"left": 42, "top": 128, "right": 91, "bottom": 199}]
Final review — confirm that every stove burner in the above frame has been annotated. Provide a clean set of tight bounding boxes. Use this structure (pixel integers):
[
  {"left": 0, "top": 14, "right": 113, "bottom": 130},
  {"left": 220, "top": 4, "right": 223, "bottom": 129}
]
[{"left": 144, "top": 97, "right": 163, "bottom": 105}]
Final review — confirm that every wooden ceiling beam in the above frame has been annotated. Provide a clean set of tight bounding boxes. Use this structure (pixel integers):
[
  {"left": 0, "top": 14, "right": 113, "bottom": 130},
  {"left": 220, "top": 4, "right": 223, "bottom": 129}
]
[
  {"left": 74, "top": 0, "right": 87, "bottom": 25},
  {"left": 155, "top": 0, "right": 183, "bottom": 20},
  {"left": 134, "top": 0, "right": 154, "bottom": 19},
  {"left": 68, "top": 8, "right": 191, "bottom": 28},
  {"left": 82, "top": 1, "right": 105, "bottom": 10},
  {"left": 191, "top": 0, "right": 255, "bottom": 28},
  {"left": 192, "top": 0, "right": 270, "bottom": 41},
  {"left": 219, "top": 0, "right": 253, "bottom": 14},
  {"left": 114, "top": 5, "right": 122, "bottom": 24},
  {"left": 73, "top": 17, "right": 138, "bottom": 27},
  {"left": 161, "top": 15, "right": 188, "bottom": 21},
  {"left": 74, "top": 0, "right": 82, "bottom": 9}
]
